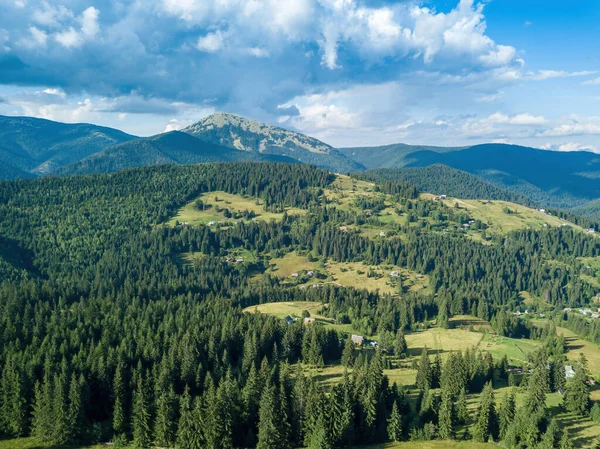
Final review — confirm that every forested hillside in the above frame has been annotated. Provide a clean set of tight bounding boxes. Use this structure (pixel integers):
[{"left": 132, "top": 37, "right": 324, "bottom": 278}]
[
  {"left": 0, "top": 115, "right": 135, "bottom": 179},
  {"left": 354, "top": 165, "right": 535, "bottom": 206},
  {"left": 0, "top": 163, "right": 599, "bottom": 449}
]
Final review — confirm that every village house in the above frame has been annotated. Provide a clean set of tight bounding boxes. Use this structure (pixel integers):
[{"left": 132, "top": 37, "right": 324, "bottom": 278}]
[
  {"left": 390, "top": 271, "right": 400, "bottom": 277},
  {"left": 565, "top": 365, "right": 576, "bottom": 379},
  {"left": 304, "top": 317, "right": 316, "bottom": 324},
  {"left": 284, "top": 316, "right": 295, "bottom": 325},
  {"left": 351, "top": 334, "right": 364, "bottom": 345},
  {"left": 291, "top": 273, "right": 299, "bottom": 278},
  {"left": 307, "top": 271, "right": 314, "bottom": 277}
]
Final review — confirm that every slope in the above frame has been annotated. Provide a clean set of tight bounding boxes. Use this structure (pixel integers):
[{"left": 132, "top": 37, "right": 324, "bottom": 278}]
[
  {"left": 0, "top": 115, "right": 136, "bottom": 179},
  {"left": 183, "top": 112, "right": 363, "bottom": 173},
  {"left": 59, "top": 130, "right": 296, "bottom": 175},
  {"left": 355, "top": 165, "right": 535, "bottom": 206}
]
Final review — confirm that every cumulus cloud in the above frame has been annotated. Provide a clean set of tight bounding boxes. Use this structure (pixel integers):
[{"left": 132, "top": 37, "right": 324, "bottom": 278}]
[
  {"left": 196, "top": 30, "right": 224, "bottom": 53},
  {"left": 541, "top": 116, "right": 600, "bottom": 137},
  {"left": 583, "top": 77, "right": 600, "bottom": 86}
]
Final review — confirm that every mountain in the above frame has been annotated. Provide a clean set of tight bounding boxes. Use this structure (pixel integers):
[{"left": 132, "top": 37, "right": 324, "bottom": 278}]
[
  {"left": 183, "top": 112, "right": 363, "bottom": 173},
  {"left": 341, "top": 142, "right": 600, "bottom": 220},
  {"left": 339, "top": 143, "right": 466, "bottom": 169},
  {"left": 60, "top": 130, "right": 297, "bottom": 176},
  {"left": 0, "top": 115, "right": 136, "bottom": 179}
]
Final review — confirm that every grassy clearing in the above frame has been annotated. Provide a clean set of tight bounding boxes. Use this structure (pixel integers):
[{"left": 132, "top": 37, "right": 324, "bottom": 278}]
[
  {"left": 167, "top": 191, "right": 305, "bottom": 226},
  {"left": 268, "top": 252, "right": 323, "bottom": 278},
  {"left": 358, "top": 441, "right": 496, "bottom": 449},
  {"left": 405, "top": 328, "right": 484, "bottom": 357},
  {"left": 326, "top": 261, "right": 430, "bottom": 295},
  {"left": 0, "top": 438, "right": 102, "bottom": 449},
  {"left": 243, "top": 301, "right": 329, "bottom": 321},
  {"left": 442, "top": 198, "right": 570, "bottom": 235},
  {"left": 479, "top": 333, "right": 540, "bottom": 365},
  {"left": 556, "top": 326, "right": 600, "bottom": 379}
]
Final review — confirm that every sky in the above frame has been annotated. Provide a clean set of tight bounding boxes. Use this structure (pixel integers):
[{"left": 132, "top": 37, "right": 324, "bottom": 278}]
[{"left": 0, "top": 0, "right": 599, "bottom": 151}]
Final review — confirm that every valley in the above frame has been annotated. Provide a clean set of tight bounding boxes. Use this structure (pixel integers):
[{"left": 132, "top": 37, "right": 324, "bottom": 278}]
[{"left": 1, "top": 162, "right": 600, "bottom": 449}]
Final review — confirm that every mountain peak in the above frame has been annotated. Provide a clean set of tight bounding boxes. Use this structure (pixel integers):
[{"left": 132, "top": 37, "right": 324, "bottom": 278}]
[{"left": 183, "top": 112, "right": 333, "bottom": 154}]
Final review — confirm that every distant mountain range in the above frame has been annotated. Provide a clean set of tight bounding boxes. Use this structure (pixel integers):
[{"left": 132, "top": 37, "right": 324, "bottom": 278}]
[{"left": 1, "top": 112, "right": 599, "bottom": 220}]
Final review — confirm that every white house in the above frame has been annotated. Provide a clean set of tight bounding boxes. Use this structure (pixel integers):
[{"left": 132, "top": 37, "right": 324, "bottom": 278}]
[
  {"left": 390, "top": 271, "right": 400, "bottom": 277},
  {"left": 565, "top": 365, "right": 576, "bottom": 379}
]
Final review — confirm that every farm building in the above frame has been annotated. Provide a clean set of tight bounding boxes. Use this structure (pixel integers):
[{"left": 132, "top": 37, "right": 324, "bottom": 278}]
[
  {"left": 351, "top": 334, "right": 364, "bottom": 345},
  {"left": 390, "top": 271, "right": 400, "bottom": 277},
  {"left": 565, "top": 365, "right": 576, "bottom": 379},
  {"left": 304, "top": 317, "right": 316, "bottom": 324},
  {"left": 284, "top": 316, "right": 295, "bottom": 325}
]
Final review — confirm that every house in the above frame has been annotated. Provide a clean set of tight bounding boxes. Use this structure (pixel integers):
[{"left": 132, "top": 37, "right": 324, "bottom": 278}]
[
  {"left": 304, "top": 317, "right": 316, "bottom": 324},
  {"left": 284, "top": 316, "right": 295, "bottom": 325},
  {"left": 306, "top": 271, "right": 314, "bottom": 277},
  {"left": 462, "top": 223, "right": 470, "bottom": 229},
  {"left": 236, "top": 258, "right": 244, "bottom": 263},
  {"left": 390, "top": 271, "right": 400, "bottom": 277},
  {"left": 592, "top": 313, "right": 600, "bottom": 319},
  {"left": 291, "top": 273, "right": 299, "bottom": 278},
  {"left": 539, "top": 209, "right": 546, "bottom": 213},
  {"left": 565, "top": 365, "right": 576, "bottom": 379},
  {"left": 586, "top": 228, "right": 596, "bottom": 234},
  {"left": 563, "top": 307, "right": 572, "bottom": 312},
  {"left": 369, "top": 341, "right": 378, "bottom": 348},
  {"left": 351, "top": 334, "right": 364, "bottom": 345},
  {"left": 379, "top": 231, "right": 386, "bottom": 237},
  {"left": 439, "top": 195, "right": 447, "bottom": 199},
  {"left": 482, "top": 200, "right": 490, "bottom": 205},
  {"left": 181, "top": 222, "right": 190, "bottom": 226},
  {"left": 208, "top": 221, "right": 217, "bottom": 226}
]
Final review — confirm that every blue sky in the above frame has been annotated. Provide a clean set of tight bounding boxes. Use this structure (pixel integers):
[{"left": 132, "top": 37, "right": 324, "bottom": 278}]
[{"left": 0, "top": 0, "right": 599, "bottom": 151}]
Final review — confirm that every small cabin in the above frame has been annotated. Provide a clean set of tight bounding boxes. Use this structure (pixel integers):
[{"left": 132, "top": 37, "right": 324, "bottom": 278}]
[
  {"left": 304, "top": 317, "right": 316, "bottom": 324},
  {"left": 351, "top": 334, "right": 364, "bottom": 345},
  {"left": 565, "top": 365, "right": 576, "bottom": 379},
  {"left": 390, "top": 271, "right": 400, "bottom": 278},
  {"left": 284, "top": 316, "right": 295, "bottom": 325}
]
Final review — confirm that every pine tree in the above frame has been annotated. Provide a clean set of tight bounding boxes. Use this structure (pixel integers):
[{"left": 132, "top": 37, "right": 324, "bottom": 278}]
[
  {"left": 51, "top": 368, "right": 69, "bottom": 445},
  {"left": 438, "top": 392, "right": 454, "bottom": 440},
  {"left": 525, "top": 359, "right": 549, "bottom": 413},
  {"left": 308, "top": 412, "right": 332, "bottom": 449},
  {"left": 415, "top": 347, "right": 432, "bottom": 390},
  {"left": 498, "top": 389, "right": 515, "bottom": 439},
  {"left": 387, "top": 401, "right": 403, "bottom": 442},
  {"left": 538, "top": 419, "right": 560, "bottom": 449},
  {"left": 564, "top": 355, "right": 590, "bottom": 416},
  {"left": 67, "top": 373, "right": 85, "bottom": 443},
  {"left": 113, "top": 361, "right": 127, "bottom": 444},
  {"left": 471, "top": 382, "right": 497, "bottom": 442},
  {"left": 257, "top": 383, "right": 282, "bottom": 449},
  {"left": 341, "top": 338, "right": 355, "bottom": 368},
  {"left": 154, "top": 385, "right": 175, "bottom": 448},
  {"left": 132, "top": 374, "right": 152, "bottom": 448},
  {"left": 31, "top": 379, "right": 52, "bottom": 442},
  {"left": 456, "top": 387, "right": 469, "bottom": 424},
  {"left": 559, "top": 431, "right": 574, "bottom": 449},
  {"left": 176, "top": 386, "right": 202, "bottom": 449},
  {"left": 394, "top": 330, "right": 407, "bottom": 358}
]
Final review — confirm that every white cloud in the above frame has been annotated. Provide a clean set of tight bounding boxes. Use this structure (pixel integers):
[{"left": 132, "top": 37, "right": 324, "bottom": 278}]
[
  {"left": 541, "top": 116, "right": 600, "bottom": 137},
  {"left": 51, "top": 6, "right": 100, "bottom": 49},
  {"left": 79, "top": 7, "right": 99, "bottom": 38},
  {"left": 246, "top": 47, "right": 270, "bottom": 58},
  {"left": 486, "top": 112, "right": 547, "bottom": 126},
  {"left": 527, "top": 70, "right": 597, "bottom": 81},
  {"left": 29, "top": 26, "right": 47, "bottom": 46},
  {"left": 32, "top": 1, "right": 73, "bottom": 28},
  {"left": 556, "top": 142, "right": 598, "bottom": 153},
  {"left": 476, "top": 91, "right": 504, "bottom": 103},
  {"left": 42, "top": 88, "right": 65, "bottom": 97},
  {"left": 583, "top": 77, "right": 600, "bottom": 86},
  {"left": 196, "top": 30, "right": 224, "bottom": 53}
]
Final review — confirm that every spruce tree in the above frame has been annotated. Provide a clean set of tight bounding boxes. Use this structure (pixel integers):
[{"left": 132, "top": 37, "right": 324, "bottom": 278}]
[
  {"left": 564, "top": 355, "right": 590, "bottom": 416},
  {"left": 67, "top": 373, "right": 85, "bottom": 443},
  {"left": 471, "top": 382, "right": 497, "bottom": 442},
  {"left": 51, "top": 368, "right": 69, "bottom": 445},
  {"left": 538, "top": 419, "right": 560, "bottom": 449},
  {"left": 498, "top": 389, "right": 515, "bottom": 439},
  {"left": 154, "top": 385, "right": 175, "bottom": 448},
  {"left": 415, "top": 347, "right": 432, "bottom": 390},
  {"left": 113, "top": 361, "right": 127, "bottom": 445},
  {"left": 175, "top": 387, "right": 202, "bottom": 449},
  {"left": 456, "top": 387, "right": 469, "bottom": 424},
  {"left": 308, "top": 412, "right": 332, "bottom": 449},
  {"left": 559, "top": 431, "right": 574, "bottom": 449},
  {"left": 387, "top": 401, "right": 403, "bottom": 442},
  {"left": 132, "top": 373, "right": 152, "bottom": 448},
  {"left": 438, "top": 392, "right": 454, "bottom": 440},
  {"left": 257, "top": 383, "right": 282, "bottom": 449},
  {"left": 341, "top": 338, "right": 355, "bottom": 368},
  {"left": 394, "top": 331, "right": 407, "bottom": 358}
]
